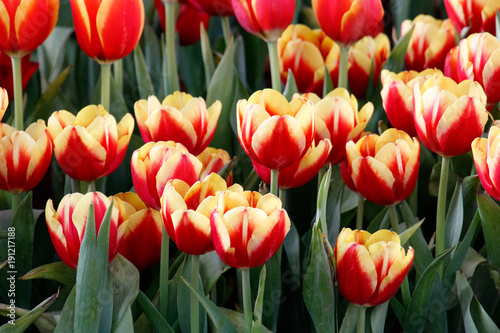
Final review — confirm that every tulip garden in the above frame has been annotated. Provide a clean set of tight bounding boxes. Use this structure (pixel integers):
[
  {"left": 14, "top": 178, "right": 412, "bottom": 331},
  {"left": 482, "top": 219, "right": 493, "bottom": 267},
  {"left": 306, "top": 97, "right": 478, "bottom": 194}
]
[{"left": 1, "top": 0, "right": 500, "bottom": 332}]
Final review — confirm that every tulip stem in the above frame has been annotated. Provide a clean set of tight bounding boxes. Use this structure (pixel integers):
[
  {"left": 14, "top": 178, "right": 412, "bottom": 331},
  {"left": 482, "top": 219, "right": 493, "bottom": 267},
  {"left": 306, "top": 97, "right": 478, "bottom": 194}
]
[
  {"left": 88, "top": 180, "right": 96, "bottom": 192},
  {"left": 388, "top": 204, "right": 400, "bottom": 234},
  {"left": 356, "top": 305, "right": 366, "bottom": 333},
  {"left": 436, "top": 156, "right": 450, "bottom": 258},
  {"left": 11, "top": 56, "right": 23, "bottom": 130},
  {"left": 114, "top": 59, "right": 123, "bottom": 93},
  {"left": 164, "top": 1, "right": 180, "bottom": 95},
  {"left": 221, "top": 16, "right": 232, "bottom": 47},
  {"left": 100, "top": 63, "right": 111, "bottom": 111},
  {"left": 190, "top": 254, "right": 200, "bottom": 333},
  {"left": 270, "top": 169, "right": 279, "bottom": 196},
  {"left": 242, "top": 268, "right": 253, "bottom": 333},
  {"left": 159, "top": 227, "right": 170, "bottom": 320},
  {"left": 267, "top": 41, "right": 281, "bottom": 92},
  {"left": 356, "top": 193, "right": 364, "bottom": 230},
  {"left": 338, "top": 44, "right": 349, "bottom": 90}
]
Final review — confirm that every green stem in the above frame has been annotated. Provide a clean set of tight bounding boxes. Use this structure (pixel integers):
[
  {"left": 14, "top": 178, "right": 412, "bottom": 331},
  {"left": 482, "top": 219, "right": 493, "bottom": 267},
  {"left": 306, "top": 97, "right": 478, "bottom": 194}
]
[
  {"left": 270, "top": 169, "right": 279, "bottom": 196},
  {"left": 100, "top": 63, "right": 111, "bottom": 111},
  {"left": 190, "top": 254, "right": 200, "bottom": 333},
  {"left": 242, "top": 268, "right": 253, "bottom": 333},
  {"left": 267, "top": 40, "right": 281, "bottom": 92},
  {"left": 11, "top": 56, "right": 23, "bottom": 130},
  {"left": 388, "top": 204, "right": 400, "bottom": 234},
  {"left": 159, "top": 227, "right": 170, "bottom": 320},
  {"left": 11, "top": 192, "right": 21, "bottom": 215},
  {"left": 279, "top": 189, "right": 286, "bottom": 206},
  {"left": 356, "top": 193, "right": 364, "bottom": 230},
  {"left": 338, "top": 44, "right": 349, "bottom": 90},
  {"left": 88, "top": 180, "right": 96, "bottom": 192},
  {"left": 113, "top": 59, "right": 123, "bottom": 93},
  {"left": 220, "top": 16, "right": 232, "bottom": 47},
  {"left": 356, "top": 305, "right": 366, "bottom": 333},
  {"left": 436, "top": 156, "right": 450, "bottom": 257},
  {"left": 79, "top": 181, "right": 87, "bottom": 194},
  {"left": 165, "top": 1, "right": 180, "bottom": 95}
]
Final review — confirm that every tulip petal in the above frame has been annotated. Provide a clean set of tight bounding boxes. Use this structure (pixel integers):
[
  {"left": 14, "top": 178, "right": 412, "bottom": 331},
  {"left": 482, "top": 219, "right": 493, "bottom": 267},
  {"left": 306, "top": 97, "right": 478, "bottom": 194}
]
[
  {"left": 351, "top": 156, "right": 396, "bottom": 205},
  {"left": 171, "top": 210, "right": 213, "bottom": 255}
]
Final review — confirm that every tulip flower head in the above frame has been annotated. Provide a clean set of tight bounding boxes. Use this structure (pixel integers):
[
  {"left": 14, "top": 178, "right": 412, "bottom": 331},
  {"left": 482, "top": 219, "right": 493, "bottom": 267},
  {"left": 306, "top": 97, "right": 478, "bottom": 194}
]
[
  {"left": 237, "top": 89, "right": 314, "bottom": 170},
  {"left": 188, "top": 0, "right": 234, "bottom": 16},
  {"left": 131, "top": 141, "right": 203, "bottom": 210},
  {"left": 444, "top": 0, "right": 500, "bottom": 36},
  {"left": 0, "top": 88, "right": 7, "bottom": 121},
  {"left": 0, "top": 52, "right": 38, "bottom": 99},
  {"left": 48, "top": 105, "right": 134, "bottom": 182},
  {"left": 335, "top": 228, "right": 414, "bottom": 306},
  {"left": 45, "top": 192, "right": 127, "bottom": 269},
  {"left": 413, "top": 75, "right": 488, "bottom": 157},
  {"left": 197, "top": 147, "right": 233, "bottom": 186},
  {"left": 135, "top": 93, "right": 221, "bottom": 155},
  {"left": 161, "top": 173, "right": 242, "bottom": 255},
  {"left": 312, "top": 0, "right": 384, "bottom": 46},
  {"left": 0, "top": 0, "right": 59, "bottom": 57},
  {"left": 472, "top": 125, "right": 500, "bottom": 201},
  {"left": 70, "top": 0, "right": 144, "bottom": 64},
  {"left": 0, "top": 120, "right": 53, "bottom": 193},
  {"left": 345, "top": 129, "right": 420, "bottom": 206},
  {"left": 211, "top": 189, "right": 290, "bottom": 268},
  {"left": 231, "top": 0, "right": 296, "bottom": 41}
]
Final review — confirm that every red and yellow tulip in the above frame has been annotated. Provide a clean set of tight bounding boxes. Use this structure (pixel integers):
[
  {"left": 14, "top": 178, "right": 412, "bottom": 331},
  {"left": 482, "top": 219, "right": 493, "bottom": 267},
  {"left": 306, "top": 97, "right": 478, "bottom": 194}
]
[
  {"left": 345, "top": 129, "right": 420, "bottom": 206},
  {"left": 231, "top": 0, "right": 295, "bottom": 41},
  {"left": 413, "top": 75, "right": 488, "bottom": 157},
  {"left": 197, "top": 147, "right": 233, "bottom": 186},
  {"left": 0, "top": 52, "right": 38, "bottom": 99},
  {"left": 188, "top": 0, "right": 234, "bottom": 16},
  {"left": 444, "top": 0, "right": 500, "bottom": 36},
  {"left": 0, "top": 120, "right": 52, "bottom": 193},
  {"left": 48, "top": 105, "right": 134, "bottom": 182},
  {"left": 335, "top": 228, "right": 414, "bottom": 306},
  {"left": 381, "top": 69, "right": 441, "bottom": 138},
  {"left": 252, "top": 139, "right": 332, "bottom": 189},
  {"left": 70, "top": 0, "right": 144, "bottom": 63},
  {"left": 0, "top": 0, "right": 59, "bottom": 57},
  {"left": 135, "top": 93, "right": 221, "bottom": 156},
  {"left": 444, "top": 46, "right": 460, "bottom": 83},
  {"left": 311, "top": 0, "right": 384, "bottom": 45},
  {"left": 45, "top": 192, "right": 127, "bottom": 269},
  {"left": 0, "top": 87, "right": 7, "bottom": 121},
  {"left": 237, "top": 89, "right": 314, "bottom": 170},
  {"left": 456, "top": 32, "right": 500, "bottom": 104},
  {"left": 400, "top": 15, "right": 456, "bottom": 72},
  {"left": 131, "top": 141, "right": 203, "bottom": 210},
  {"left": 210, "top": 189, "right": 290, "bottom": 268},
  {"left": 472, "top": 126, "right": 500, "bottom": 201},
  {"left": 313, "top": 88, "right": 373, "bottom": 165},
  {"left": 161, "top": 173, "right": 241, "bottom": 255},
  {"left": 114, "top": 192, "right": 162, "bottom": 271}
]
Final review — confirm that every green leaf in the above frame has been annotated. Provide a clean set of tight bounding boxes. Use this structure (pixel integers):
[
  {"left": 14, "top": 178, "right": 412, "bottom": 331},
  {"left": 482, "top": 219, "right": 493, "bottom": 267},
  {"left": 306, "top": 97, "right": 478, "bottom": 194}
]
[
  {"left": 0, "top": 293, "right": 58, "bottom": 333},
  {"left": 199, "top": 251, "right": 229, "bottom": 294},
  {"left": 389, "top": 297, "right": 406, "bottom": 327},
  {"left": 303, "top": 226, "right": 336, "bottom": 333},
  {"left": 399, "top": 219, "right": 424, "bottom": 246},
  {"left": 135, "top": 291, "right": 175, "bottom": 333},
  {"left": 315, "top": 167, "right": 332, "bottom": 235},
  {"left": 404, "top": 248, "right": 453, "bottom": 333},
  {"left": 339, "top": 303, "right": 361, "bottom": 333},
  {"left": 323, "top": 65, "right": 334, "bottom": 96},
  {"left": 177, "top": 255, "right": 206, "bottom": 333},
  {"left": 477, "top": 192, "right": 500, "bottom": 267},
  {"left": 366, "top": 206, "right": 389, "bottom": 233},
  {"left": 383, "top": 26, "right": 414, "bottom": 73},
  {"left": 218, "top": 308, "right": 272, "bottom": 333},
  {"left": 54, "top": 286, "right": 76, "bottom": 332},
  {"left": 181, "top": 276, "right": 238, "bottom": 333},
  {"left": 283, "top": 69, "right": 298, "bottom": 101},
  {"left": 253, "top": 265, "right": 266, "bottom": 323},
  {"left": 456, "top": 272, "right": 500, "bottom": 333},
  {"left": 20, "top": 262, "right": 76, "bottom": 285},
  {"left": 200, "top": 23, "right": 215, "bottom": 89},
  {"left": 370, "top": 302, "right": 389, "bottom": 333},
  {"left": 282, "top": 221, "right": 301, "bottom": 294},
  {"left": 445, "top": 182, "right": 463, "bottom": 251},
  {"left": 134, "top": 46, "right": 155, "bottom": 98},
  {"left": 261, "top": 249, "right": 281, "bottom": 331}
]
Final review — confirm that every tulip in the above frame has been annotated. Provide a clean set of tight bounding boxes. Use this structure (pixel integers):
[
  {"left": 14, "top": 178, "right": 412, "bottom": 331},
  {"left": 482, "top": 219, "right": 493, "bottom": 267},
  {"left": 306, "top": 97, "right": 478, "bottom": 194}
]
[
  {"left": 114, "top": 192, "right": 162, "bottom": 271},
  {"left": 413, "top": 75, "right": 488, "bottom": 157},
  {"left": 45, "top": 192, "right": 127, "bottom": 269},
  {"left": 400, "top": 15, "right": 456, "bottom": 72},
  {"left": 345, "top": 129, "right": 420, "bottom": 206},
  {"left": 237, "top": 89, "right": 314, "bottom": 170},
  {"left": 188, "top": 0, "right": 234, "bottom": 16},
  {"left": 456, "top": 32, "right": 500, "bottom": 104},
  {"left": 0, "top": 0, "right": 59, "bottom": 57},
  {"left": 197, "top": 147, "right": 233, "bottom": 186},
  {"left": 311, "top": 0, "right": 384, "bottom": 46},
  {"left": 231, "top": 0, "right": 295, "bottom": 42},
  {"left": 47, "top": 105, "right": 134, "bottom": 182},
  {"left": 161, "top": 173, "right": 242, "bottom": 255},
  {"left": 154, "top": 0, "right": 211, "bottom": 46},
  {"left": 444, "top": 46, "right": 460, "bottom": 83},
  {"left": 252, "top": 139, "right": 332, "bottom": 189},
  {"left": 313, "top": 88, "right": 373, "bottom": 165},
  {"left": 472, "top": 126, "right": 500, "bottom": 202},
  {"left": 134, "top": 93, "right": 221, "bottom": 155},
  {"left": 0, "top": 88, "right": 7, "bottom": 122},
  {"left": 210, "top": 189, "right": 290, "bottom": 268},
  {"left": 444, "top": 0, "right": 500, "bottom": 36},
  {"left": 0, "top": 52, "right": 38, "bottom": 100},
  {"left": 131, "top": 141, "right": 203, "bottom": 210},
  {"left": 0, "top": 120, "right": 52, "bottom": 193},
  {"left": 335, "top": 228, "right": 414, "bottom": 306},
  {"left": 380, "top": 69, "right": 442, "bottom": 138},
  {"left": 70, "top": 0, "right": 144, "bottom": 64}
]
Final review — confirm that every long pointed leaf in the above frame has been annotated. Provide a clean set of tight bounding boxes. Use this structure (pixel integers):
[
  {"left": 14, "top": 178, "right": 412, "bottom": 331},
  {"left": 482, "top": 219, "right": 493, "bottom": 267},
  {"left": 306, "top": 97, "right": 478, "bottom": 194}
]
[
  {"left": 477, "top": 192, "right": 500, "bottom": 267},
  {"left": 135, "top": 291, "right": 175, "bottom": 333},
  {"left": 20, "top": 262, "right": 76, "bottom": 286}
]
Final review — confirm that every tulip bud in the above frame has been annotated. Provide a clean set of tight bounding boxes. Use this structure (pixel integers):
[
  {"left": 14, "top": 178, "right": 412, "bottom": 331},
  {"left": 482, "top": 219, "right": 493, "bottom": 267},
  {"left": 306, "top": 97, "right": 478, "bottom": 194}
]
[{"left": 197, "top": 147, "right": 233, "bottom": 186}]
